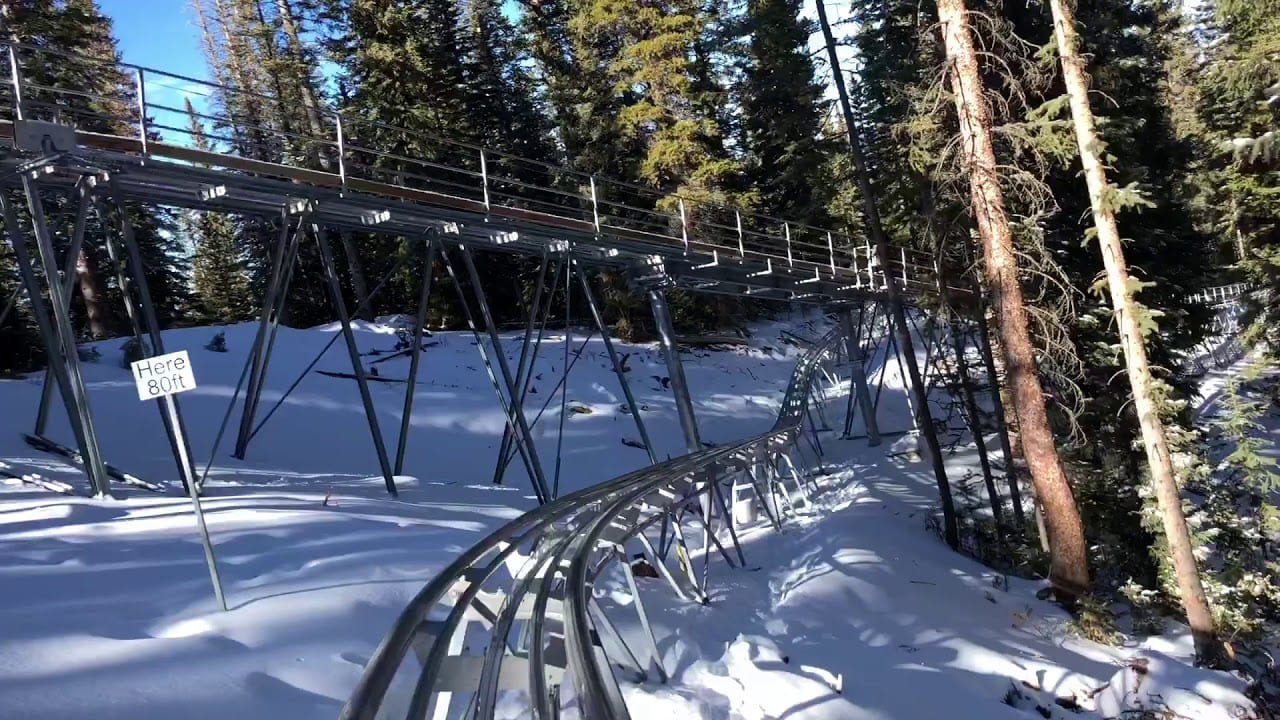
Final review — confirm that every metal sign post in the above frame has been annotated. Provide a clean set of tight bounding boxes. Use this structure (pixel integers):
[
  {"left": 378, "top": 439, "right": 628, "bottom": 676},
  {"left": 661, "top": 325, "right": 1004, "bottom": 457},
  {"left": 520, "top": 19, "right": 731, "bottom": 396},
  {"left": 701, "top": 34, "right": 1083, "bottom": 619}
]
[{"left": 130, "top": 350, "right": 228, "bottom": 611}]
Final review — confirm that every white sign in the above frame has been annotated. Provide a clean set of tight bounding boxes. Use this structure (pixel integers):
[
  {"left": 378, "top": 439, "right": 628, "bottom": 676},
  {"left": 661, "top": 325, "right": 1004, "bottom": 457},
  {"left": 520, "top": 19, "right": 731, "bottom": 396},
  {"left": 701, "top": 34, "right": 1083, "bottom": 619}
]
[{"left": 131, "top": 350, "right": 197, "bottom": 401}]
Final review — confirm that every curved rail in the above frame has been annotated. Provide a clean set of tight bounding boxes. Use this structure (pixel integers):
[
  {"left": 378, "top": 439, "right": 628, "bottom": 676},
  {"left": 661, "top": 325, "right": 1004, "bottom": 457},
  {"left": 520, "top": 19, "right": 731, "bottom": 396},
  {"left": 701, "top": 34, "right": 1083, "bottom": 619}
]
[{"left": 340, "top": 324, "right": 847, "bottom": 720}]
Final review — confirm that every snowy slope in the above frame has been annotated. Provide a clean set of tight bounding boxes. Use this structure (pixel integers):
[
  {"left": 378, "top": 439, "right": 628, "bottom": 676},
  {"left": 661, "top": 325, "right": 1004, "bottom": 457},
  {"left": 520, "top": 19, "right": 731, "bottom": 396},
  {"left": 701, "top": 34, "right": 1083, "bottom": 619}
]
[
  {"left": 0, "top": 314, "right": 1254, "bottom": 719},
  {"left": 589, "top": 441, "right": 1257, "bottom": 720},
  {"left": 0, "top": 312, "right": 908, "bottom": 720}
]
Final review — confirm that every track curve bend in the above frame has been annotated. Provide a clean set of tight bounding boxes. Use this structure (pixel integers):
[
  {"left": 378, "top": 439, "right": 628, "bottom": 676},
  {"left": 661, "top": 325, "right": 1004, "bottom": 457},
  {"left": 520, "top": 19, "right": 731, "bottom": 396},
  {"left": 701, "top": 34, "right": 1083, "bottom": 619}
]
[{"left": 341, "top": 323, "right": 848, "bottom": 720}]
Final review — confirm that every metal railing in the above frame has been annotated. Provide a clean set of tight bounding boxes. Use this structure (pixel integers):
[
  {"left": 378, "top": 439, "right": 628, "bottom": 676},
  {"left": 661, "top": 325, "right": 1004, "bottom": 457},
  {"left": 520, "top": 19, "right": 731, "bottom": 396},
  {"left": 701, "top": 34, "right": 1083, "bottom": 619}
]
[
  {"left": 0, "top": 40, "right": 947, "bottom": 298},
  {"left": 1189, "top": 283, "right": 1249, "bottom": 307},
  {"left": 340, "top": 324, "right": 847, "bottom": 720}
]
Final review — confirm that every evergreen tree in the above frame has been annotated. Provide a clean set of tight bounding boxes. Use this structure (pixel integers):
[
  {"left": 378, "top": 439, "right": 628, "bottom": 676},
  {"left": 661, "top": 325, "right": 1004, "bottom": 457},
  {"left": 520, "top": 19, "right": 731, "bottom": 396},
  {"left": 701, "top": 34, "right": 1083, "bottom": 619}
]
[
  {"left": 1197, "top": 0, "right": 1280, "bottom": 350},
  {"left": 184, "top": 99, "right": 256, "bottom": 324},
  {"left": 2, "top": 0, "right": 190, "bottom": 338},
  {"left": 737, "top": 0, "right": 831, "bottom": 225},
  {"left": 568, "top": 0, "right": 745, "bottom": 210}
]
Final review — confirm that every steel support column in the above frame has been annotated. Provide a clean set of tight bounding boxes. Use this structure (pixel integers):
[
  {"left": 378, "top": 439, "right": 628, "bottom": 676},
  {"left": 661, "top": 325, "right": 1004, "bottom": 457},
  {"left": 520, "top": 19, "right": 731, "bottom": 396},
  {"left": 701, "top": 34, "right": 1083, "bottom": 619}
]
[
  {"left": 577, "top": 263, "right": 658, "bottom": 465},
  {"left": 34, "top": 176, "right": 92, "bottom": 437},
  {"left": 442, "top": 246, "right": 550, "bottom": 504},
  {"left": 233, "top": 211, "right": 306, "bottom": 459},
  {"left": 493, "top": 252, "right": 552, "bottom": 486},
  {"left": 840, "top": 308, "right": 880, "bottom": 445},
  {"left": 312, "top": 223, "right": 398, "bottom": 497},
  {"left": 648, "top": 289, "right": 700, "bottom": 452},
  {"left": 459, "top": 245, "right": 553, "bottom": 502},
  {"left": 91, "top": 182, "right": 197, "bottom": 492},
  {"left": 3, "top": 180, "right": 111, "bottom": 497},
  {"left": 394, "top": 237, "right": 438, "bottom": 476}
]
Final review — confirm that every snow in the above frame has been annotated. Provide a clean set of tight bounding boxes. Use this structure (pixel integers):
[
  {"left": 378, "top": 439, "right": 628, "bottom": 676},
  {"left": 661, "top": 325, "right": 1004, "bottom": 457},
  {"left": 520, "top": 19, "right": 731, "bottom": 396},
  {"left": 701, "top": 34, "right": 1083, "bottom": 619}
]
[
  {"left": 0, "top": 313, "right": 1258, "bottom": 719},
  {"left": 589, "top": 441, "right": 1256, "bottom": 719}
]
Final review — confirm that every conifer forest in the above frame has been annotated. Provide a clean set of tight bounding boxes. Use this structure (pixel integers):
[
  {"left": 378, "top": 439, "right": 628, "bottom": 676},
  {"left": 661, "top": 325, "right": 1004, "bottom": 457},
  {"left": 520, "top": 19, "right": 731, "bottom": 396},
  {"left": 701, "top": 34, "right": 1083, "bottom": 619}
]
[{"left": 1, "top": 0, "right": 1280, "bottom": 717}]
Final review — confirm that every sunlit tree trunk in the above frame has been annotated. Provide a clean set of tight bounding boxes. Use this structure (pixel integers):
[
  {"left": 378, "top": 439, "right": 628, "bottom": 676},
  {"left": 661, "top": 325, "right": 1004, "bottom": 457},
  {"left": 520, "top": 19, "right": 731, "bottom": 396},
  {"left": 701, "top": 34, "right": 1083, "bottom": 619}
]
[
  {"left": 1046, "top": 0, "right": 1223, "bottom": 662},
  {"left": 934, "top": 0, "right": 1090, "bottom": 600}
]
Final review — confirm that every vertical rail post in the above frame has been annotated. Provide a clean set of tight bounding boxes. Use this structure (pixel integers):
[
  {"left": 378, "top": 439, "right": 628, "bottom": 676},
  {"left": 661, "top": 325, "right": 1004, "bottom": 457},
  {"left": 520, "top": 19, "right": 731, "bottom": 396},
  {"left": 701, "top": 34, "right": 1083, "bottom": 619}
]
[
  {"left": 900, "top": 247, "right": 908, "bottom": 284},
  {"left": 826, "top": 231, "right": 836, "bottom": 274},
  {"left": 678, "top": 199, "right": 689, "bottom": 254},
  {"left": 134, "top": 68, "right": 149, "bottom": 155},
  {"left": 480, "top": 149, "right": 491, "bottom": 213},
  {"left": 735, "top": 210, "right": 745, "bottom": 257},
  {"left": 783, "top": 222, "right": 793, "bottom": 268},
  {"left": 335, "top": 113, "right": 348, "bottom": 191}
]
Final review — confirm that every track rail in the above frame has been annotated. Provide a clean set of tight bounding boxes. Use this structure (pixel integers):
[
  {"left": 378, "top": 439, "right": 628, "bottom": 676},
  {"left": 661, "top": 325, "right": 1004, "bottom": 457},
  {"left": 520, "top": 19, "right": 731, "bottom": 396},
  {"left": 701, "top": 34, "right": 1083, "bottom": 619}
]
[
  {"left": 0, "top": 41, "right": 966, "bottom": 305},
  {"left": 340, "top": 324, "right": 847, "bottom": 720}
]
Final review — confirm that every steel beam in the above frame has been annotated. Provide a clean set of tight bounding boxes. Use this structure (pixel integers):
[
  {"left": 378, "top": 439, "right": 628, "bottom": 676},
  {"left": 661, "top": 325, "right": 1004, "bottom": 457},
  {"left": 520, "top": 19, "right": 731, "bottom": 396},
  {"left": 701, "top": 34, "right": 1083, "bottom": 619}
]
[
  {"left": 840, "top": 308, "right": 880, "bottom": 445},
  {"left": 33, "top": 176, "right": 92, "bottom": 437},
  {"left": 233, "top": 211, "right": 306, "bottom": 459},
  {"left": 394, "top": 238, "right": 438, "bottom": 476},
  {"left": 3, "top": 180, "right": 112, "bottom": 497},
  {"left": 312, "top": 223, "right": 398, "bottom": 497}
]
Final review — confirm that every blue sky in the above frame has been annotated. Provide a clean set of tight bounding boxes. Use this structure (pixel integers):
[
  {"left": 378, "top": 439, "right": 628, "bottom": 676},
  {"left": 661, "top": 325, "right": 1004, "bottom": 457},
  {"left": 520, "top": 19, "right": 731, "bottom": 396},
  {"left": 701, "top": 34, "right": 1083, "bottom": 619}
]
[{"left": 101, "top": 1, "right": 206, "bottom": 78}]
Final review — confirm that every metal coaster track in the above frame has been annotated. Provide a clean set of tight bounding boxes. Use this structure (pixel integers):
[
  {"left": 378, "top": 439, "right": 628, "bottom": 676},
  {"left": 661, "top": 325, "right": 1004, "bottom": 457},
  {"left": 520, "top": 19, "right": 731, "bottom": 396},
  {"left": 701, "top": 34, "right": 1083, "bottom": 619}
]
[
  {"left": 0, "top": 40, "right": 960, "bottom": 305},
  {"left": 340, "top": 323, "right": 848, "bottom": 720}
]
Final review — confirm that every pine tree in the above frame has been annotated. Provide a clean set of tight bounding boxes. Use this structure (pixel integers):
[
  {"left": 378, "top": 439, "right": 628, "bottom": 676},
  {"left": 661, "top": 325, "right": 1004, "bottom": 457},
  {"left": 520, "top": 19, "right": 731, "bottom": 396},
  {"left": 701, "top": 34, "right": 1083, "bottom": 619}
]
[
  {"left": 737, "top": 0, "right": 831, "bottom": 225},
  {"left": 184, "top": 99, "right": 255, "bottom": 324},
  {"left": 3, "top": 0, "right": 190, "bottom": 337},
  {"left": 1045, "top": 0, "right": 1224, "bottom": 664},
  {"left": 1197, "top": 0, "right": 1280, "bottom": 349},
  {"left": 933, "top": 0, "right": 1092, "bottom": 600},
  {"left": 569, "top": 0, "right": 745, "bottom": 210}
]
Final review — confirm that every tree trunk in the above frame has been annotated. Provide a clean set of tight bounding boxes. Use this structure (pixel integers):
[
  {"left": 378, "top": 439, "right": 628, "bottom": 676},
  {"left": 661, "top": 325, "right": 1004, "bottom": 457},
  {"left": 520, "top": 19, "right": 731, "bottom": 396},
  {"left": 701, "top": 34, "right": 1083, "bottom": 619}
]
[
  {"left": 934, "top": 0, "right": 1090, "bottom": 600},
  {"left": 816, "top": 0, "right": 958, "bottom": 549},
  {"left": 274, "top": 0, "right": 331, "bottom": 170},
  {"left": 1046, "top": 0, "right": 1223, "bottom": 662},
  {"left": 76, "top": 248, "right": 110, "bottom": 339}
]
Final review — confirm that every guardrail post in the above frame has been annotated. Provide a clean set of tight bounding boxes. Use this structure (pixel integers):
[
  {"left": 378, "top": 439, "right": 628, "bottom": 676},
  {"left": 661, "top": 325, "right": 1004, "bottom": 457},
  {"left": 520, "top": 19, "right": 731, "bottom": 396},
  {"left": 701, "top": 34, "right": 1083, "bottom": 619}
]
[
  {"left": 865, "top": 238, "right": 877, "bottom": 287},
  {"left": 480, "top": 149, "right": 491, "bottom": 214},
  {"left": 826, "top": 231, "right": 836, "bottom": 274},
  {"left": 589, "top": 176, "right": 601, "bottom": 234},
  {"left": 134, "top": 68, "right": 149, "bottom": 154},
  {"left": 678, "top": 199, "right": 689, "bottom": 254},
  {"left": 335, "top": 113, "right": 347, "bottom": 192},
  {"left": 783, "top": 222, "right": 793, "bottom": 267},
  {"left": 900, "top": 247, "right": 908, "bottom": 284},
  {"left": 7, "top": 43, "right": 25, "bottom": 120},
  {"left": 735, "top": 210, "right": 745, "bottom": 256}
]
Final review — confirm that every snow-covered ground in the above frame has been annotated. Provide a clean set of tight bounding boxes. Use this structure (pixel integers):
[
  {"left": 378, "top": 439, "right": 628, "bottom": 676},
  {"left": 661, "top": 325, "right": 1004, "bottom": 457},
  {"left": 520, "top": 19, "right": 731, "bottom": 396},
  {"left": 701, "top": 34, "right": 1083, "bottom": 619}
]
[
  {"left": 0, "top": 313, "right": 1260, "bottom": 719},
  {"left": 592, "top": 441, "right": 1256, "bottom": 720}
]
